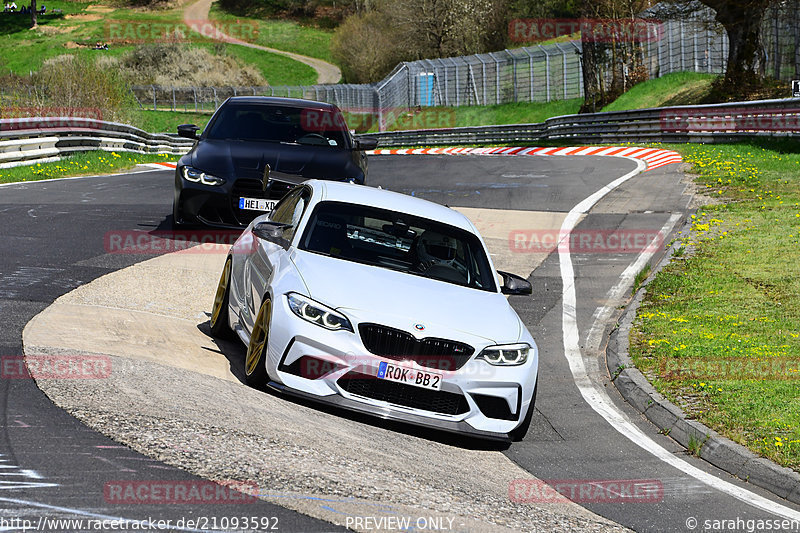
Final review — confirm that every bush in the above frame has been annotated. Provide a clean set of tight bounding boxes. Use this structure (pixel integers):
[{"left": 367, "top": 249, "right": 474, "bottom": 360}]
[
  {"left": 331, "top": 10, "right": 403, "bottom": 83},
  {"left": 27, "top": 54, "right": 135, "bottom": 123},
  {"left": 116, "top": 44, "right": 266, "bottom": 87}
]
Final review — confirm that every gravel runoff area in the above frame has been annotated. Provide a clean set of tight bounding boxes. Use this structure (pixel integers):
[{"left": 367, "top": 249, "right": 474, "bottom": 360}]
[{"left": 24, "top": 214, "right": 629, "bottom": 532}]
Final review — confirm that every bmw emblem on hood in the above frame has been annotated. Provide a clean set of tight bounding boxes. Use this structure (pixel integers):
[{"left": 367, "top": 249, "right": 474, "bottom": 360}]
[{"left": 414, "top": 323, "right": 425, "bottom": 331}]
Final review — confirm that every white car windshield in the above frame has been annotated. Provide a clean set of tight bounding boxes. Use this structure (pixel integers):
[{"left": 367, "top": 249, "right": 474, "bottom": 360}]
[{"left": 300, "top": 201, "right": 497, "bottom": 292}]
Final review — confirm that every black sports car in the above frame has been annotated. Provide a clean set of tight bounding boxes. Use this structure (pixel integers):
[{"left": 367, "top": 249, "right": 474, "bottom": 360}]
[{"left": 173, "top": 96, "right": 377, "bottom": 227}]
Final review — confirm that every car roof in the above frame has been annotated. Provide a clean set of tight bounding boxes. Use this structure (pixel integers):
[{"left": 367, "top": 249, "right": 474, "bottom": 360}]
[
  {"left": 223, "top": 96, "right": 338, "bottom": 110},
  {"left": 308, "top": 180, "right": 477, "bottom": 233}
]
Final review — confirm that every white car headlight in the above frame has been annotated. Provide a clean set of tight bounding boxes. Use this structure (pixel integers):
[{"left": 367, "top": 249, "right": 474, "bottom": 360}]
[
  {"left": 181, "top": 166, "right": 226, "bottom": 186},
  {"left": 478, "top": 343, "right": 530, "bottom": 366},
  {"left": 286, "top": 293, "right": 353, "bottom": 332}
]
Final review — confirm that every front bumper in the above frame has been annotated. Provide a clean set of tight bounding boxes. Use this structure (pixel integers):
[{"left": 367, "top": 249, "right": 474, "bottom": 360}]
[
  {"left": 263, "top": 296, "right": 539, "bottom": 440},
  {"left": 174, "top": 175, "right": 295, "bottom": 228}
]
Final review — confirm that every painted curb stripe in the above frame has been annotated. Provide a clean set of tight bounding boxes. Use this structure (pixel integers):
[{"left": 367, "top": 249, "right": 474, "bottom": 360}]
[{"left": 366, "top": 146, "right": 681, "bottom": 171}]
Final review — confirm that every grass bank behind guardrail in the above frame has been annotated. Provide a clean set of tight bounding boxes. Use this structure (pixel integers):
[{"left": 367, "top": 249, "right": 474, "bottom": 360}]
[
  {"left": 0, "top": 152, "right": 174, "bottom": 184},
  {"left": 630, "top": 141, "right": 800, "bottom": 470}
]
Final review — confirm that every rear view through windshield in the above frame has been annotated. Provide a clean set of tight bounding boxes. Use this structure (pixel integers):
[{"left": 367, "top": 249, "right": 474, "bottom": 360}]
[{"left": 206, "top": 104, "right": 349, "bottom": 148}]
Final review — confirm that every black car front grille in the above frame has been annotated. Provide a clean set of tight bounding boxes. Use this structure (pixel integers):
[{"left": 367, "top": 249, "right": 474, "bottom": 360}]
[
  {"left": 358, "top": 323, "right": 474, "bottom": 371},
  {"left": 337, "top": 371, "right": 469, "bottom": 415}
]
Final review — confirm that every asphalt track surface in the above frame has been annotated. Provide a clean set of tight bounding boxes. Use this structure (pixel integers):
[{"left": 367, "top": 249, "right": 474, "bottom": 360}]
[{"left": 1, "top": 154, "right": 799, "bottom": 532}]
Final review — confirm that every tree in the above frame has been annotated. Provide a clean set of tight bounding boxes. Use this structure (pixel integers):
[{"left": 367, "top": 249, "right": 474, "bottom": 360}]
[
  {"left": 696, "top": 0, "right": 769, "bottom": 88},
  {"left": 30, "top": 0, "right": 37, "bottom": 28},
  {"left": 579, "top": 0, "right": 650, "bottom": 112}
]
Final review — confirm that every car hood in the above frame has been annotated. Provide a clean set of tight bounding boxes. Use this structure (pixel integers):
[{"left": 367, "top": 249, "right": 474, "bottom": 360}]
[
  {"left": 190, "top": 139, "right": 354, "bottom": 180},
  {"left": 290, "top": 250, "right": 523, "bottom": 346}
]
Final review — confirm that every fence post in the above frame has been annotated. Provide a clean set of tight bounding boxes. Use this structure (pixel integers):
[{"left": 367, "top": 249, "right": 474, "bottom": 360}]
[
  {"left": 376, "top": 87, "right": 383, "bottom": 133},
  {"left": 667, "top": 21, "right": 674, "bottom": 73},
  {"left": 172, "top": 87, "right": 176, "bottom": 111},
  {"left": 538, "top": 45, "right": 551, "bottom": 102},
  {"left": 523, "top": 47, "right": 534, "bottom": 102},
  {"left": 212, "top": 87, "right": 218, "bottom": 109},
  {"left": 488, "top": 52, "right": 500, "bottom": 104},
  {"left": 476, "top": 55, "right": 487, "bottom": 105},
  {"left": 193, "top": 87, "right": 197, "bottom": 112},
  {"left": 152, "top": 85, "right": 157, "bottom": 111},
  {"left": 506, "top": 50, "right": 518, "bottom": 102},
  {"left": 679, "top": 20, "right": 685, "bottom": 71},
  {"left": 452, "top": 58, "right": 460, "bottom": 107}
]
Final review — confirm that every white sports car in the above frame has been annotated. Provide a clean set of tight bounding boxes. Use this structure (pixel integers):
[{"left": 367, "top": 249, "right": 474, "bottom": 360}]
[{"left": 210, "top": 180, "right": 539, "bottom": 441}]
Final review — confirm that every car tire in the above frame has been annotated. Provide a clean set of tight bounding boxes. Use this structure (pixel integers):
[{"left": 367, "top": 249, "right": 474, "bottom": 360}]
[
  {"left": 510, "top": 378, "right": 538, "bottom": 442},
  {"left": 210, "top": 258, "right": 234, "bottom": 339},
  {"left": 244, "top": 295, "right": 272, "bottom": 388}
]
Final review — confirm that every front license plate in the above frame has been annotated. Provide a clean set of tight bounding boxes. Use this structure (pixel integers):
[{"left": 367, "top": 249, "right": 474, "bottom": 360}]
[
  {"left": 377, "top": 361, "right": 442, "bottom": 391},
  {"left": 239, "top": 197, "right": 276, "bottom": 212}
]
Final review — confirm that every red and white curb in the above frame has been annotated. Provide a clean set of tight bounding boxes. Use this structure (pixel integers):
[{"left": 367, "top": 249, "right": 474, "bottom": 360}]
[
  {"left": 367, "top": 146, "right": 682, "bottom": 171},
  {"left": 140, "top": 146, "right": 682, "bottom": 173},
  {"left": 140, "top": 162, "right": 177, "bottom": 170}
]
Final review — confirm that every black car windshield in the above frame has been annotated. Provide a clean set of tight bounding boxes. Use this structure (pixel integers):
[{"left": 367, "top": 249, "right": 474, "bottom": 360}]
[
  {"left": 300, "top": 201, "right": 497, "bottom": 292},
  {"left": 205, "top": 103, "right": 349, "bottom": 148}
]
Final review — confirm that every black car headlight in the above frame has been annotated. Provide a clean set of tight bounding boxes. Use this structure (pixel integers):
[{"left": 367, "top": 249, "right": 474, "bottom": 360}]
[
  {"left": 181, "top": 166, "right": 226, "bottom": 186},
  {"left": 478, "top": 343, "right": 530, "bottom": 366},
  {"left": 286, "top": 293, "right": 353, "bottom": 332}
]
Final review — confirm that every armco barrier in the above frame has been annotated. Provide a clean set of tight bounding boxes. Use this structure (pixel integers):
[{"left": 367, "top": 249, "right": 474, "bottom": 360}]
[
  {"left": 0, "top": 117, "right": 196, "bottom": 169},
  {"left": 371, "top": 97, "right": 800, "bottom": 147},
  {"left": 3, "top": 97, "right": 800, "bottom": 167}
]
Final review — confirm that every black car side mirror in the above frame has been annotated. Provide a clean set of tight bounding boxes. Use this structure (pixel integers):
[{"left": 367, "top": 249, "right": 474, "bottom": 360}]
[
  {"left": 177, "top": 124, "right": 199, "bottom": 140},
  {"left": 498, "top": 270, "right": 532, "bottom": 295},
  {"left": 253, "top": 221, "right": 292, "bottom": 249},
  {"left": 353, "top": 136, "right": 378, "bottom": 151}
]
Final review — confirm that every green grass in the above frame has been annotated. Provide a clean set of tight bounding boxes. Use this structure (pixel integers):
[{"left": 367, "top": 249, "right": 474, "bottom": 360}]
[
  {"left": 0, "top": 0, "right": 316, "bottom": 85},
  {"left": 128, "top": 109, "right": 212, "bottom": 133},
  {"left": 602, "top": 72, "right": 718, "bottom": 112},
  {"left": 210, "top": 4, "right": 334, "bottom": 63},
  {"left": 0, "top": 151, "right": 175, "bottom": 184},
  {"left": 630, "top": 141, "right": 800, "bottom": 470},
  {"left": 219, "top": 43, "right": 316, "bottom": 86}
]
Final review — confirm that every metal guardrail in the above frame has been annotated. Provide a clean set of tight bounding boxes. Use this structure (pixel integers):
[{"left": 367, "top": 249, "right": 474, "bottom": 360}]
[
  {"left": 0, "top": 117, "right": 195, "bottom": 168},
  {"left": 370, "top": 97, "right": 800, "bottom": 147},
  {"left": 2, "top": 97, "right": 799, "bottom": 168}
]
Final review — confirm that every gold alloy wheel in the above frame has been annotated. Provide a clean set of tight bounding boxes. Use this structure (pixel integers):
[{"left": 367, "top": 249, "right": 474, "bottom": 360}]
[
  {"left": 246, "top": 297, "right": 272, "bottom": 377},
  {"left": 210, "top": 259, "right": 231, "bottom": 329}
]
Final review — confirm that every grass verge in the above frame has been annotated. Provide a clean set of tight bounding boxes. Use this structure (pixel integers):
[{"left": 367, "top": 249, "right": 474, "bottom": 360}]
[
  {"left": 601, "top": 72, "right": 718, "bottom": 112},
  {"left": 0, "top": 151, "right": 175, "bottom": 184},
  {"left": 629, "top": 140, "right": 800, "bottom": 471},
  {"left": 128, "top": 109, "right": 212, "bottom": 133}
]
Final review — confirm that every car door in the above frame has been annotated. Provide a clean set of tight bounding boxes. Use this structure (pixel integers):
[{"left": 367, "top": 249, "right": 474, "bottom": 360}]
[{"left": 244, "top": 186, "right": 311, "bottom": 334}]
